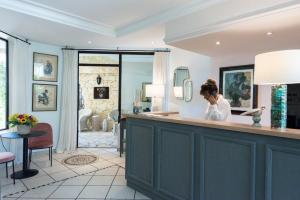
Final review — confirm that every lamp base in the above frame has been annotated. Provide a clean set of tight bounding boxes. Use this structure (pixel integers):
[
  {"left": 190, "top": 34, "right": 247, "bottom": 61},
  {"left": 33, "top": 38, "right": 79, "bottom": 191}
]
[{"left": 271, "top": 85, "right": 287, "bottom": 129}]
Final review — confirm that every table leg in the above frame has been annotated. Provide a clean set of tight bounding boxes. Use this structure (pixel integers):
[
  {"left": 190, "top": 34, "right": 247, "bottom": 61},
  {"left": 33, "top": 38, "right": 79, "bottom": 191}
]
[
  {"left": 23, "top": 138, "right": 28, "bottom": 170},
  {"left": 11, "top": 138, "right": 39, "bottom": 179}
]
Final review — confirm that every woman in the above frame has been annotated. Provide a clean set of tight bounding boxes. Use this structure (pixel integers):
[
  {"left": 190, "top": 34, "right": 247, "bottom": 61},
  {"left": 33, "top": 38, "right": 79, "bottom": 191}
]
[{"left": 200, "top": 79, "right": 231, "bottom": 121}]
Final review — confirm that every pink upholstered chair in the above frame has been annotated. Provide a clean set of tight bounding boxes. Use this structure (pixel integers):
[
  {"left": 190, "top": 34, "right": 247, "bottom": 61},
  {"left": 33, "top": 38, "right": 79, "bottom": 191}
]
[
  {"left": 0, "top": 152, "right": 15, "bottom": 184},
  {"left": 29, "top": 123, "right": 53, "bottom": 166}
]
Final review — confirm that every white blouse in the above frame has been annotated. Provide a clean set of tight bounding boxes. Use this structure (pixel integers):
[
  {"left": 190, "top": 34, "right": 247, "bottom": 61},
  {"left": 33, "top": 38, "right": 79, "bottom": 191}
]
[{"left": 205, "top": 95, "right": 231, "bottom": 121}]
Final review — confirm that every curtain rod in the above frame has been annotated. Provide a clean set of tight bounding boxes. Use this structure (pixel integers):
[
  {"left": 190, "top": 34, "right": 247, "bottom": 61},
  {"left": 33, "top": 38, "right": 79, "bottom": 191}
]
[
  {"left": 61, "top": 47, "right": 170, "bottom": 53},
  {"left": 0, "top": 30, "right": 31, "bottom": 45}
]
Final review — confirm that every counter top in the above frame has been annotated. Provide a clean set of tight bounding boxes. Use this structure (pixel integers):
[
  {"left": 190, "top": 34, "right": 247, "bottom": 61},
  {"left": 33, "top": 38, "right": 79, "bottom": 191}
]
[{"left": 124, "top": 113, "right": 300, "bottom": 141}]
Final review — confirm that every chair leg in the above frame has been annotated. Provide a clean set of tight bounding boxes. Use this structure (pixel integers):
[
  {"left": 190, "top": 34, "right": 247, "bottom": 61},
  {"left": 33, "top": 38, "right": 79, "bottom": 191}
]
[
  {"left": 50, "top": 147, "right": 53, "bottom": 166},
  {"left": 5, "top": 162, "right": 8, "bottom": 178},
  {"left": 12, "top": 160, "right": 15, "bottom": 184},
  {"left": 49, "top": 147, "right": 51, "bottom": 161}
]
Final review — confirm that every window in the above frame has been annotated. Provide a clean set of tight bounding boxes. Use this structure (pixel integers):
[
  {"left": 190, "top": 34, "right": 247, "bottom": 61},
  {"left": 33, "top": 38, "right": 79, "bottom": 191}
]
[{"left": 0, "top": 38, "right": 8, "bottom": 130}]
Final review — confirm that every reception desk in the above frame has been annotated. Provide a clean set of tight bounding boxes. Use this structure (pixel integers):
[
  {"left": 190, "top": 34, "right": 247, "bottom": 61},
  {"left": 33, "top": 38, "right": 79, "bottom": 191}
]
[{"left": 125, "top": 113, "right": 300, "bottom": 200}]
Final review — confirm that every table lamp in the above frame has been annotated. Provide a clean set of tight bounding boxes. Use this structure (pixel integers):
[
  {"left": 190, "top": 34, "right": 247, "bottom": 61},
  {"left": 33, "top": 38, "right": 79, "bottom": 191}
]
[
  {"left": 145, "top": 84, "right": 165, "bottom": 111},
  {"left": 254, "top": 50, "right": 300, "bottom": 129}
]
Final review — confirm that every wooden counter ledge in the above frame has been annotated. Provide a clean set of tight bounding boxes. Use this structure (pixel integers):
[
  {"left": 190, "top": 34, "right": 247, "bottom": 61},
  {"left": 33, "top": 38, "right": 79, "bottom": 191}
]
[{"left": 124, "top": 113, "right": 300, "bottom": 140}]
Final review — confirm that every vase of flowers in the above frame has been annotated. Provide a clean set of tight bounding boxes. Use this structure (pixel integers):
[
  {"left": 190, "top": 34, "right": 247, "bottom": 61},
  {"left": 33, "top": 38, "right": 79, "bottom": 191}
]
[{"left": 8, "top": 113, "right": 38, "bottom": 134}]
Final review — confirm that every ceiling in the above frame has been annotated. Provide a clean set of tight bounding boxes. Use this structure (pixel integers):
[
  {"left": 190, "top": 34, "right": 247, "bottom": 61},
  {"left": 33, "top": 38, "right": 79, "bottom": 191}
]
[
  {"left": 0, "top": 0, "right": 299, "bottom": 57},
  {"left": 28, "top": 0, "right": 190, "bottom": 29},
  {"left": 169, "top": 4, "right": 300, "bottom": 57},
  {"left": 0, "top": 0, "right": 216, "bottom": 49}
]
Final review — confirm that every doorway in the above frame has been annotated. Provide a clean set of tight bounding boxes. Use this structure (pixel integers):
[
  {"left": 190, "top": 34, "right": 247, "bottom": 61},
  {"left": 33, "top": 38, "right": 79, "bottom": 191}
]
[
  {"left": 78, "top": 52, "right": 120, "bottom": 148},
  {"left": 77, "top": 51, "right": 154, "bottom": 148}
]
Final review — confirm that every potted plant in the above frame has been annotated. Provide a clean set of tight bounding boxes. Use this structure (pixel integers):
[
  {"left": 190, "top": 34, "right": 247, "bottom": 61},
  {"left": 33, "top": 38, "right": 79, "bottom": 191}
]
[{"left": 8, "top": 113, "right": 38, "bottom": 134}]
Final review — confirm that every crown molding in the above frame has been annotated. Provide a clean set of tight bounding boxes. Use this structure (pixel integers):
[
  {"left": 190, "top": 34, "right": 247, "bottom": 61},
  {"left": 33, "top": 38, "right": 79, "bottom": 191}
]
[
  {"left": 116, "top": 0, "right": 225, "bottom": 37},
  {"left": 164, "top": 0, "right": 300, "bottom": 44},
  {"left": 0, "top": 0, "right": 116, "bottom": 37}
]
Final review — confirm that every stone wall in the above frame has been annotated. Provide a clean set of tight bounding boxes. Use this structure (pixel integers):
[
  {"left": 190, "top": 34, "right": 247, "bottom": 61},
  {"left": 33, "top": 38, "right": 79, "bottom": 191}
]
[{"left": 79, "top": 66, "right": 119, "bottom": 129}]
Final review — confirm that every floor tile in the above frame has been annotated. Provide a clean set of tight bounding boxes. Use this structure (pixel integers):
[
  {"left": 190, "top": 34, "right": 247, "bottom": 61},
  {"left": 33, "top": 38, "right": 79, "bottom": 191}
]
[
  {"left": 94, "top": 166, "right": 119, "bottom": 176},
  {"left": 21, "top": 174, "right": 55, "bottom": 189},
  {"left": 20, "top": 185, "right": 57, "bottom": 198},
  {"left": 48, "top": 185, "right": 84, "bottom": 198},
  {"left": 113, "top": 175, "right": 126, "bottom": 185},
  {"left": 62, "top": 175, "right": 92, "bottom": 185},
  {"left": 91, "top": 160, "right": 116, "bottom": 169},
  {"left": 135, "top": 191, "right": 151, "bottom": 199},
  {"left": 108, "top": 157, "right": 125, "bottom": 164},
  {"left": 106, "top": 186, "right": 135, "bottom": 199},
  {"left": 118, "top": 162, "right": 126, "bottom": 168},
  {"left": 1, "top": 177, "right": 21, "bottom": 186},
  {"left": 1, "top": 182, "right": 27, "bottom": 197},
  {"left": 41, "top": 163, "right": 69, "bottom": 174},
  {"left": 99, "top": 153, "right": 119, "bottom": 160},
  {"left": 88, "top": 175, "right": 114, "bottom": 185},
  {"left": 49, "top": 170, "right": 77, "bottom": 181},
  {"left": 117, "top": 167, "right": 125, "bottom": 176},
  {"left": 77, "top": 185, "right": 110, "bottom": 199},
  {"left": 70, "top": 164, "right": 98, "bottom": 174}
]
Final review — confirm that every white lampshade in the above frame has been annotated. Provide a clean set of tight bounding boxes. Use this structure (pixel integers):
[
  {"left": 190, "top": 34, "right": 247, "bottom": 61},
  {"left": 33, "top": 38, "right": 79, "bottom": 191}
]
[
  {"left": 173, "top": 86, "right": 183, "bottom": 98},
  {"left": 254, "top": 50, "right": 300, "bottom": 85},
  {"left": 145, "top": 85, "right": 153, "bottom": 97},
  {"left": 145, "top": 84, "right": 164, "bottom": 97}
]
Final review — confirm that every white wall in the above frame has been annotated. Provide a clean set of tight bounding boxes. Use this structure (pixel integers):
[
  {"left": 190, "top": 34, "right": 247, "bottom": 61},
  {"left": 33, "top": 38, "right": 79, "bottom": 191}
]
[
  {"left": 0, "top": 41, "right": 62, "bottom": 162},
  {"left": 167, "top": 47, "right": 212, "bottom": 118},
  {"left": 167, "top": 49, "right": 271, "bottom": 126},
  {"left": 211, "top": 54, "right": 271, "bottom": 126},
  {"left": 28, "top": 42, "right": 63, "bottom": 148},
  {"left": 29, "top": 42, "right": 63, "bottom": 148}
]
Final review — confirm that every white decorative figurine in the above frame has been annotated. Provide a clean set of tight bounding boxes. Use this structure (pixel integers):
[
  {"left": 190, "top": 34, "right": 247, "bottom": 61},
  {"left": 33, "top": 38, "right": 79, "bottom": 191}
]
[{"left": 241, "top": 106, "right": 266, "bottom": 127}]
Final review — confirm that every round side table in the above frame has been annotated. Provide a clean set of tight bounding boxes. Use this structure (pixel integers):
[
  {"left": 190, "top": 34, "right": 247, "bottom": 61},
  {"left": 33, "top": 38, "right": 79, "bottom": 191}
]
[{"left": 1, "top": 131, "right": 46, "bottom": 179}]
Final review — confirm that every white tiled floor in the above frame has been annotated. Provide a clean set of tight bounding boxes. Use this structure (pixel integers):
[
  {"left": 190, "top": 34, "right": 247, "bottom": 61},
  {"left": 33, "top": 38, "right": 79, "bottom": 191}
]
[{"left": 1, "top": 148, "right": 151, "bottom": 200}]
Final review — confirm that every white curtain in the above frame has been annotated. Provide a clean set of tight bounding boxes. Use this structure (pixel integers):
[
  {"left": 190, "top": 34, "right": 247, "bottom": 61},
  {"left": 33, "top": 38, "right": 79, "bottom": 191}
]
[
  {"left": 152, "top": 52, "right": 170, "bottom": 111},
  {"left": 56, "top": 50, "right": 78, "bottom": 152},
  {"left": 7, "top": 38, "right": 30, "bottom": 163}
]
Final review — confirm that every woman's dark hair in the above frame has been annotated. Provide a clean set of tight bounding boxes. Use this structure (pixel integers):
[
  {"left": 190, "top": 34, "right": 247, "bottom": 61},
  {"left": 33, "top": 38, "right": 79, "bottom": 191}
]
[{"left": 200, "top": 79, "right": 218, "bottom": 96}]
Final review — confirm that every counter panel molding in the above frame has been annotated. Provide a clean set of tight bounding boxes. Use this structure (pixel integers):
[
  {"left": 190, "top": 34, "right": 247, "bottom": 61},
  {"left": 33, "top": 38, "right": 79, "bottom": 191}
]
[
  {"left": 126, "top": 121, "right": 154, "bottom": 188},
  {"left": 125, "top": 115, "right": 300, "bottom": 200},
  {"left": 200, "top": 134, "right": 256, "bottom": 200},
  {"left": 157, "top": 126, "right": 195, "bottom": 200},
  {"left": 265, "top": 145, "right": 300, "bottom": 200}
]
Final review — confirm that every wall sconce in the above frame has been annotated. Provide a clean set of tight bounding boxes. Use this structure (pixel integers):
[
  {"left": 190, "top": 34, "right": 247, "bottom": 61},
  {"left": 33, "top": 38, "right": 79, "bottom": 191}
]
[{"left": 96, "top": 75, "right": 101, "bottom": 85}]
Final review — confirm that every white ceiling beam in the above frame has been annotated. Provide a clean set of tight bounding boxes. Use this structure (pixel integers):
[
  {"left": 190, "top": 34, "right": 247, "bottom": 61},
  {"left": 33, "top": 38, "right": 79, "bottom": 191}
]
[
  {"left": 0, "top": 0, "right": 116, "bottom": 37},
  {"left": 116, "top": 0, "right": 225, "bottom": 37},
  {"left": 164, "top": 0, "right": 300, "bottom": 44}
]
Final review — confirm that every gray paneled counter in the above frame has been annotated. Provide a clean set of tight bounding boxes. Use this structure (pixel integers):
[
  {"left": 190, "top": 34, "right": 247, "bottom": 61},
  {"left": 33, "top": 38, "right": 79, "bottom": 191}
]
[{"left": 125, "top": 113, "right": 300, "bottom": 200}]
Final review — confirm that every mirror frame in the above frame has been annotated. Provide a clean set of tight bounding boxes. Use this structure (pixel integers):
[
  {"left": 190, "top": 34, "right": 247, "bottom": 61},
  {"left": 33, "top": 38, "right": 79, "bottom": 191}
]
[
  {"left": 173, "top": 66, "right": 190, "bottom": 100},
  {"left": 183, "top": 79, "right": 193, "bottom": 102}
]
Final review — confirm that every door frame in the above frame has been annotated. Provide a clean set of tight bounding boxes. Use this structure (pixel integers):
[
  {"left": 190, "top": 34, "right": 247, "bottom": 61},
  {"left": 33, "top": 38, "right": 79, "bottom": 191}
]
[{"left": 77, "top": 51, "right": 154, "bottom": 148}]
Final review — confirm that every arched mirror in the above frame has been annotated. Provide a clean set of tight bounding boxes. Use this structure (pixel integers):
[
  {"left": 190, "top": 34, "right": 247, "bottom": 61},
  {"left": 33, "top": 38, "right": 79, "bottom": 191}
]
[{"left": 173, "top": 67, "right": 191, "bottom": 101}]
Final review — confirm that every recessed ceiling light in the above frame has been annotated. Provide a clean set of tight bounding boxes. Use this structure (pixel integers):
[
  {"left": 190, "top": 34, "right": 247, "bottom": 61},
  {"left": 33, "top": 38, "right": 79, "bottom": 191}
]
[
  {"left": 151, "top": 41, "right": 155, "bottom": 45},
  {"left": 88, "top": 41, "right": 92, "bottom": 44},
  {"left": 267, "top": 32, "right": 273, "bottom": 36},
  {"left": 216, "top": 41, "right": 221, "bottom": 45}
]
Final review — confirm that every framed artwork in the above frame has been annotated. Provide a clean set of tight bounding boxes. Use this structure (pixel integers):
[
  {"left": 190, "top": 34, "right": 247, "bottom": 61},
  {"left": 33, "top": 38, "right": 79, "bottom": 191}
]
[
  {"left": 219, "top": 65, "right": 258, "bottom": 114},
  {"left": 94, "top": 87, "right": 109, "bottom": 99},
  {"left": 32, "top": 84, "right": 57, "bottom": 111},
  {"left": 141, "top": 82, "right": 152, "bottom": 102},
  {"left": 33, "top": 52, "right": 58, "bottom": 82}
]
